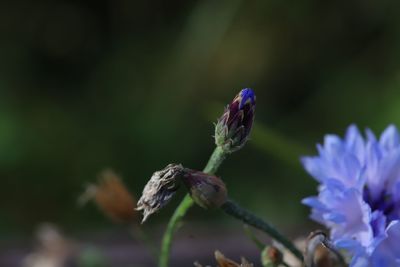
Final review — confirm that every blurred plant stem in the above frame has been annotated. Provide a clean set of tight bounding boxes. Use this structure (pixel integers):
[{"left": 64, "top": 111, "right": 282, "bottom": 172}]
[
  {"left": 159, "top": 146, "right": 227, "bottom": 267},
  {"left": 129, "top": 224, "right": 159, "bottom": 261},
  {"left": 251, "top": 124, "right": 309, "bottom": 168},
  {"left": 77, "top": 247, "right": 108, "bottom": 267},
  {"left": 148, "top": 0, "right": 242, "bottom": 132},
  {"left": 222, "top": 199, "right": 303, "bottom": 262},
  {"left": 243, "top": 224, "right": 266, "bottom": 250}
]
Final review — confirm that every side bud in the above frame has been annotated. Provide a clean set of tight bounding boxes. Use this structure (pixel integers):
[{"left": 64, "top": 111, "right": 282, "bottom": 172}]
[
  {"left": 215, "top": 88, "right": 256, "bottom": 153},
  {"left": 261, "top": 246, "right": 284, "bottom": 267},
  {"left": 304, "top": 231, "right": 346, "bottom": 267},
  {"left": 182, "top": 169, "right": 227, "bottom": 209},
  {"left": 136, "top": 164, "right": 184, "bottom": 223}
]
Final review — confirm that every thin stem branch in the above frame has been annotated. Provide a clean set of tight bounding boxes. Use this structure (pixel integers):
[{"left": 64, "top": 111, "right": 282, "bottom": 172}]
[
  {"left": 129, "top": 224, "right": 159, "bottom": 261},
  {"left": 158, "top": 146, "right": 227, "bottom": 267},
  {"left": 243, "top": 224, "right": 266, "bottom": 250},
  {"left": 221, "top": 199, "right": 304, "bottom": 262}
]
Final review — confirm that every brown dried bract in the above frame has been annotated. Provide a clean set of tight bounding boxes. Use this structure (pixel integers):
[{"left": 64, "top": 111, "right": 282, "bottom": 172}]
[
  {"left": 136, "top": 164, "right": 184, "bottom": 223},
  {"left": 195, "top": 251, "right": 253, "bottom": 267},
  {"left": 80, "top": 169, "right": 136, "bottom": 224}
]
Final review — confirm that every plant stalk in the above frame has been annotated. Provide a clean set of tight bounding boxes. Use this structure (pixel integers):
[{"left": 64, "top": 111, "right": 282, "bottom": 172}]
[
  {"left": 243, "top": 224, "right": 266, "bottom": 250},
  {"left": 130, "top": 224, "right": 159, "bottom": 262},
  {"left": 221, "top": 199, "right": 304, "bottom": 262},
  {"left": 158, "top": 146, "right": 227, "bottom": 267}
]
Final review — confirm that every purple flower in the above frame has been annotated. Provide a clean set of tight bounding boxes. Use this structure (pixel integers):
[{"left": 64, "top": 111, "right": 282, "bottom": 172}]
[
  {"left": 302, "top": 125, "right": 400, "bottom": 267},
  {"left": 215, "top": 88, "right": 256, "bottom": 153}
]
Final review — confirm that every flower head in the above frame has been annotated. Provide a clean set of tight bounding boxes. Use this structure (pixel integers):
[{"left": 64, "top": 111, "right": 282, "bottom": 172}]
[
  {"left": 302, "top": 125, "right": 400, "bottom": 266},
  {"left": 136, "top": 164, "right": 183, "bottom": 223},
  {"left": 182, "top": 169, "right": 227, "bottom": 209},
  {"left": 215, "top": 88, "right": 256, "bottom": 153}
]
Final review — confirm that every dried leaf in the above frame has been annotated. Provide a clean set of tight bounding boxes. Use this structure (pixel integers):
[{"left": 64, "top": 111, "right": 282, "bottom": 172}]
[{"left": 80, "top": 169, "right": 136, "bottom": 224}]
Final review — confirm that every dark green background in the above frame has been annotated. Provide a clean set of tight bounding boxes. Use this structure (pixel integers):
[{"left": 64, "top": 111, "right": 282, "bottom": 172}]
[{"left": 1, "top": 0, "right": 400, "bottom": 243}]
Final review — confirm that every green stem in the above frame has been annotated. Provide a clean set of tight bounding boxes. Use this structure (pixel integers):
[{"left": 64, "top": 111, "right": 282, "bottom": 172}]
[
  {"left": 243, "top": 224, "right": 266, "bottom": 250},
  {"left": 221, "top": 199, "right": 304, "bottom": 262},
  {"left": 159, "top": 146, "right": 227, "bottom": 267},
  {"left": 203, "top": 146, "right": 226, "bottom": 173}
]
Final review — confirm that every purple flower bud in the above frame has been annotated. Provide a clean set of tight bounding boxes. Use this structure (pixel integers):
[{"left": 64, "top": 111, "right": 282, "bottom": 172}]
[
  {"left": 215, "top": 88, "right": 256, "bottom": 153},
  {"left": 182, "top": 169, "right": 227, "bottom": 209}
]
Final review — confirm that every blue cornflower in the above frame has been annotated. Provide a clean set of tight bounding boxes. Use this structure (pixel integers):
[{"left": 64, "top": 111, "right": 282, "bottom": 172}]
[{"left": 302, "top": 125, "right": 400, "bottom": 267}]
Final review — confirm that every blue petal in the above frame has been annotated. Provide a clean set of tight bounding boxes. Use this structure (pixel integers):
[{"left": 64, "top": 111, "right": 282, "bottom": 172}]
[
  {"left": 370, "top": 211, "right": 387, "bottom": 247},
  {"left": 373, "top": 148, "right": 400, "bottom": 197},
  {"left": 380, "top": 124, "right": 400, "bottom": 151},
  {"left": 350, "top": 255, "right": 370, "bottom": 267},
  {"left": 301, "top": 197, "right": 326, "bottom": 210},
  {"left": 335, "top": 238, "right": 364, "bottom": 255},
  {"left": 335, "top": 238, "right": 370, "bottom": 267},
  {"left": 371, "top": 220, "right": 400, "bottom": 267},
  {"left": 324, "top": 212, "right": 346, "bottom": 223},
  {"left": 323, "top": 134, "right": 345, "bottom": 156},
  {"left": 300, "top": 156, "right": 326, "bottom": 182},
  {"left": 324, "top": 178, "right": 345, "bottom": 191},
  {"left": 329, "top": 189, "right": 373, "bottom": 247},
  {"left": 392, "top": 181, "right": 400, "bottom": 203},
  {"left": 346, "top": 124, "right": 365, "bottom": 162},
  {"left": 366, "top": 128, "right": 377, "bottom": 143},
  {"left": 239, "top": 88, "right": 255, "bottom": 109}
]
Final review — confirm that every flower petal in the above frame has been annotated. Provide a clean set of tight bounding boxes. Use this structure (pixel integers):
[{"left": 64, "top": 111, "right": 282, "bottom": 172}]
[
  {"left": 370, "top": 220, "right": 400, "bottom": 267},
  {"left": 379, "top": 125, "right": 400, "bottom": 152}
]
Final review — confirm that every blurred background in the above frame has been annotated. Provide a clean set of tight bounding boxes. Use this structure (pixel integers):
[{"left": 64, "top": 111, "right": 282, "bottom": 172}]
[{"left": 1, "top": 0, "right": 400, "bottom": 266}]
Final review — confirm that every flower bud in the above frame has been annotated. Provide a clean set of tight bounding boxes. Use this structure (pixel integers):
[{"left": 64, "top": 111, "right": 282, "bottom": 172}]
[
  {"left": 215, "top": 88, "right": 256, "bottom": 153},
  {"left": 304, "top": 231, "right": 345, "bottom": 267},
  {"left": 261, "top": 246, "right": 283, "bottom": 267},
  {"left": 182, "top": 169, "right": 227, "bottom": 209},
  {"left": 136, "top": 164, "right": 184, "bottom": 223},
  {"left": 79, "top": 169, "right": 136, "bottom": 224}
]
